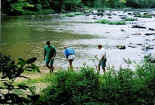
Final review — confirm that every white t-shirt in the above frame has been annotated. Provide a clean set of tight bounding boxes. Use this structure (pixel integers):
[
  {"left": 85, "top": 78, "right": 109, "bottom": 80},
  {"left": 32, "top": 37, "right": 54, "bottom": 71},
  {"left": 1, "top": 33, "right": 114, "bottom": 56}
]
[{"left": 96, "top": 48, "right": 106, "bottom": 60}]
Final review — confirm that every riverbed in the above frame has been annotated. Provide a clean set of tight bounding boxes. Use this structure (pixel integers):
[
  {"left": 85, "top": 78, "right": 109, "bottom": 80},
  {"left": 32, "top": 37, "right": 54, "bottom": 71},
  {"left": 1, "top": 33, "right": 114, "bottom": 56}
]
[{"left": 1, "top": 9, "right": 155, "bottom": 70}]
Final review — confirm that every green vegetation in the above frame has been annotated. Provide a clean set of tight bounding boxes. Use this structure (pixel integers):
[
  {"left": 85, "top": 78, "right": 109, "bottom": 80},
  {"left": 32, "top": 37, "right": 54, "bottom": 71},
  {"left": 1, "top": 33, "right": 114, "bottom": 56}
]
[
  {"left": 96, "top": 19, "right": 126, "bottom": 25},
  {"left": 134, "top": 13, "right": 153, "bottom": 18},
  {"left": 2, "top": 0, "right": 155, "bottom": 15},
  {"left": 1, "top": 53, "right": 155, "bottom": 104},
  {"left": 124, "top": 17, "right": 137, "bottom": 21},
  {"left": 0, "top": 53, "right": 40, "bottom": 104},
  {"left": 62, "top": 12, "right": 83, "bottom": 17},
  {"left": 37, "top": 59, "right": 155, "bottom": 105}
]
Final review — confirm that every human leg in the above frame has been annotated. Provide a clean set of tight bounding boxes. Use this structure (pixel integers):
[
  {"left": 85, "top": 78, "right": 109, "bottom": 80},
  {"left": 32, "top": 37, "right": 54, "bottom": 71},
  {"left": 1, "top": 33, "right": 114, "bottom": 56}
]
[
  {"left": 45, "top": 58, "right": 51, "bottom": 69},
  {"left": 49, "top": 58, "right": 54, "bottom": 72},
  {"left": 101, "top": 59, "right": 106, "bottom": 72},
  {"left": 68, "top": 59, "right": 73, "bottom": 70}
]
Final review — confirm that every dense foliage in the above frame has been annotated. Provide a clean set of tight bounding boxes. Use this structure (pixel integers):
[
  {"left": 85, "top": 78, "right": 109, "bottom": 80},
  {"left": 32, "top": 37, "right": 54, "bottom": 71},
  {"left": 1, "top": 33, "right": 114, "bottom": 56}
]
[
  {"left": 38, "top": 61, "right": 155, "bottom": 105},
  {"left": 0, "top": 53, "right": 40, "bottom": 104},
  {"left": 2, "top": 0, "right": 155, "bottom": 15}
]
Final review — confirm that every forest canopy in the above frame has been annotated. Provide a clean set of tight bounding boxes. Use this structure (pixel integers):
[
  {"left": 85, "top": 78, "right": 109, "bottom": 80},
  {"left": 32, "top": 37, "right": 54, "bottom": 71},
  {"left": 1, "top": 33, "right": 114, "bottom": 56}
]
[{"left": 2, "top": 0, "right": 155, "bottom": 15}]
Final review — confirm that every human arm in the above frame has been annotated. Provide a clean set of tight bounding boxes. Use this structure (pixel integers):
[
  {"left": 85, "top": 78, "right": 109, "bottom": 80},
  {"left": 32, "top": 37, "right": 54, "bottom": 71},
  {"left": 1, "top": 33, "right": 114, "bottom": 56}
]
[
  {"left": 44, "top": 48, "right": 46, "bottom": 60},
  {"left": 101, "top": 50, "right": 106, "bottom": 60},
  {"left": 53, "top": 47, "right": 56, "bottom": 57},
  {"left": 64, "top": 49, "right": 67, "bottom": 58}
]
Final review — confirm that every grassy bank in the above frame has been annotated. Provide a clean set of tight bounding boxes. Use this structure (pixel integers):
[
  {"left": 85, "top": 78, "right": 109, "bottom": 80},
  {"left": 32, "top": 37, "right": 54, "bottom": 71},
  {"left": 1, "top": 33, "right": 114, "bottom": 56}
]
[{"left": 36, "top": 60, "right": 155, "bottom": 105}]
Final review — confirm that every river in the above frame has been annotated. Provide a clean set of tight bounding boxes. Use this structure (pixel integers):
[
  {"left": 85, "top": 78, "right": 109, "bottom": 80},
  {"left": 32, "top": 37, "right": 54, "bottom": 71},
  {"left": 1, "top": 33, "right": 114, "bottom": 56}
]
[{"left": 1, "top": 9, "right": 155, "bottom": 70}]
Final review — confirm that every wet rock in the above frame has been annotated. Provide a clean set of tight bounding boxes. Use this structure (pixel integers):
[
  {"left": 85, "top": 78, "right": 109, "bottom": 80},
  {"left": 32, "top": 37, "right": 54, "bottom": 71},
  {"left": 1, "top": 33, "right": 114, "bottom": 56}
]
[
  {"left": 128, "top": 43, "right": 136, "bottom": 48},
  {"left": 146, "top": 46, "right": 154, "bottom": 49},
  {"left": 132, "top": 33, "right": 142, "bottom": 35},
  {"left": 121, "top": 29, "right": 125, "bottom": 32},
  {"left": 85, "top": 13, "right": 90, "bottom": 16},
  {"left": 144, "top": 33, "right": 155, "bottom": 36},
  {"left": 128, "top": 45, "right": 136, "bottom": 48},
  {"left": 120, "top": 16, "right": 127, "bottom": 19},
  {"left": 128, "top": 12, "right": 132, "bottom": 15},
  {"left": 108, "top": 16, "right": 112, "bottom": 19},
  {"left": 116, "top": 45, "right": 126, "bottom": 49},
  {"left": 106, "top": 13, "right": 112, "bottom": 16},
  {"left": 148, "top": 28, "right": 155, "bottom": 31},
  {"left": 142, "top": 45, "right": 154, "bottom": 51},
  {"left": 96, "top": 12, "right": 104, "bottom": 16},
  {"left": 97, "top": 9, "right": 105, "bottom": 13},
  {"left": 136, "top": 43, "right": 143, "bottom": 46},
  {"left": 132, "top": 25, "right": 146, "bottom": 29},
  {"left": 112, "top": 13, "right": 117, "bottom": 15}
]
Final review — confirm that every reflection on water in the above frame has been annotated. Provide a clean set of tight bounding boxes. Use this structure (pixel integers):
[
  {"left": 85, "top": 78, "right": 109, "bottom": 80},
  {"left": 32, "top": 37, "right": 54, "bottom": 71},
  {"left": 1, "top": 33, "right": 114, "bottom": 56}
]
[{"left": 1, "top": 10, "right": 155, "bottom": 70}]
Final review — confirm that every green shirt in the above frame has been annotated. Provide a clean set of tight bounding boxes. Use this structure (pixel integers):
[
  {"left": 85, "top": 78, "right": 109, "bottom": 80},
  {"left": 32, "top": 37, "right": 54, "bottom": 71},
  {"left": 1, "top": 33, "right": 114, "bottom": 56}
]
[{"left": 44, "top": 45, "right": 56, "bottom": 59}]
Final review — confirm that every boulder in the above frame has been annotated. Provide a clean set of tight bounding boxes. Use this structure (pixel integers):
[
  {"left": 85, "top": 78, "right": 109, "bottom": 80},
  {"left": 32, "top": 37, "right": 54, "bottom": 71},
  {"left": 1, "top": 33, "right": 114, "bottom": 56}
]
[
  {"left": 128, "top": 45, "right": 136, "bottom": 48},
  {"left": 144, "top": 33, "right": 155, "bottom": 36},
  {"left": 136, "top": 43, "right": 143, "bottom": 46},
  {"left": 132, "top": 25, "right": 146, "bottom": 29},
  {"left": 149, "top": 28, "right": 155, "bottom": 31},
  {"left": 116, "top": 45, "right": 126, "bottom": 49},
  {"left": 121, "top": 29, "right": 125, "bottom": 32},
  {"left": 132, "top": 33, "right": 142, "bottom": 35}
]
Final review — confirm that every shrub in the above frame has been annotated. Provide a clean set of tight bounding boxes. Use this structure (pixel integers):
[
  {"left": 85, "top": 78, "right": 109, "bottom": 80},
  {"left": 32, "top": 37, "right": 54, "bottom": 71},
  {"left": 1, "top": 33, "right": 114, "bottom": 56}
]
[
  {"left": 38, "top": 60, "right": 155, "bottom": 105},
  {"left": 124, "top": 18, "right": 137, "bottom": 21},
  {"left": 0, "top": 53, "right": 40, "bottom": 104},
  {"left": 96, "top": 19, "right": 126, "bottom": 25}
]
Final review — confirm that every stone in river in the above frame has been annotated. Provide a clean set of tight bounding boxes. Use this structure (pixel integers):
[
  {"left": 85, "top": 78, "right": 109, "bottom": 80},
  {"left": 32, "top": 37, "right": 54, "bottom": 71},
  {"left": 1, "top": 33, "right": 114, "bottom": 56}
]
[
  {"left": 132, "top": 33, "right": 142, "bottom": 35},
  {"left": 116, "top": 45, "right": 126, "bottom": 49},
  {"left": 148, "top": 28, "right": 155, "bottom": 31},
  {"left": 132, "top": 25, "right": 146, "bottom": 29},
  {"left": 144, "top": 33, "right": 155, "bottom": 36},
  {"left": 128, "top": 45, "right": 136, "bottom": 48}
]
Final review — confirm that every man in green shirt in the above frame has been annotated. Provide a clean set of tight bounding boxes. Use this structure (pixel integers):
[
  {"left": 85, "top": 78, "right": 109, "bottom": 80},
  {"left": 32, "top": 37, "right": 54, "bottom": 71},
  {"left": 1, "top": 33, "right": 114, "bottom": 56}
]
[{"left": 44, "top": 41, "right": 56, "bottom": 72}]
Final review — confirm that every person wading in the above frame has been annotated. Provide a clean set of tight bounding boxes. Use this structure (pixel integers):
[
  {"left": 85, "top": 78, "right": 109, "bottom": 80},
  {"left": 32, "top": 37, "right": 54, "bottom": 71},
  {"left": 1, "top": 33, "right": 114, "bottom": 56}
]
[
  {"left": 64, "top": 46, "right": 75, "bottom": 70},
  {"left": 95, "top": 44, "right": 107, "bottom": 73},
  {"left": 44, "top": 41, "right": 56, "bottom": 72}
]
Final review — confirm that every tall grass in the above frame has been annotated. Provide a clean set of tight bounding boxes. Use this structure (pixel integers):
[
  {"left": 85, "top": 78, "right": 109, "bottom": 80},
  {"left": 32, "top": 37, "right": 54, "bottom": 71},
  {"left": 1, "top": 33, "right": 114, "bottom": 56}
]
[{"left": 38, "top": 61, "right": 155, "bottom": 105}]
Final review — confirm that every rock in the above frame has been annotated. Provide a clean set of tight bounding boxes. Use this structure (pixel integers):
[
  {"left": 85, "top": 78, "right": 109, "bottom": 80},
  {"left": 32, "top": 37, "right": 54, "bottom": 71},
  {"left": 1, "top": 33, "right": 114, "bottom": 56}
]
[
  {"left": 149, "top": 28, "right": 155, "bottom": 31},
  {"left": 144, "top": 33, "right": 155, "bottom": 36},
  {"left": 96, "top": 12, "right": 104, "bottom": 16},
  {"left": 116, "top": 45, "right": 126, "bottom": 49},
  {"left": 136, "top": 43, "right": 143, "bottom": 46},
  {"left": 132, "top": 33, "right": 142, "bottom": 35},
  {"left": 132, "top": 25, "right": 146, "bottom": 29},
  {"left": 120, "top": 16, "right": 127, "bottom": 19},
  {"left": 108, "top": 16, "right": 112, "bottom": 19},
  {"left": 106, "top": 13, "right": 112, "bottom": 16},
  {"left": 128, "top": 13, "right": 132, "bottom": 15},
  {"left": 128, "top": 45, "right": 136, "bottom": 48},
  {"left": 85, "top": 13, "right": 90, "bottom": 16},
  {"left": 128, "top": 43, "right": 136, "bottom": 48},
  {"left": 146, "top": 46, "right": 154, "bottom": 49},
  {"left": 142, "top": 45, "right": 154, "bottom": 51},
  {"left": 121, "top": 29, "right": 125, "bottom": 32}
]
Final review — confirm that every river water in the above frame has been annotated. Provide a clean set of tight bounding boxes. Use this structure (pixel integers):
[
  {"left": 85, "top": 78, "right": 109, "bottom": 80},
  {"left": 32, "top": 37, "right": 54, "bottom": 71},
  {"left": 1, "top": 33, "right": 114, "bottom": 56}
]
[{"left": 1, "top": 9, "right": 155, "bottom": 70}]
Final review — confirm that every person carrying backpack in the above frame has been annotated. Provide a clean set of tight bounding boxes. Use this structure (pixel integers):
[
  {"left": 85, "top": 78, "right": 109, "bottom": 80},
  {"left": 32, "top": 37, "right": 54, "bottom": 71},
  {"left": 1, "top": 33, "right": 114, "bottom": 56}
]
[{"left": 64, "top": 46, "right": 75, "bottom": 70}]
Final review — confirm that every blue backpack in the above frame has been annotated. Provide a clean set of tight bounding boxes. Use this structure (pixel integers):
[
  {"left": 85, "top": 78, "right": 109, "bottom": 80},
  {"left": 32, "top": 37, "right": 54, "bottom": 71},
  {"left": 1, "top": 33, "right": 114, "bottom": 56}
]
[{"left": 65, "top": 48, "right": 75, "bottom": 56}]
